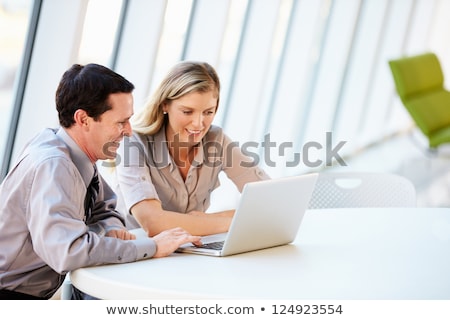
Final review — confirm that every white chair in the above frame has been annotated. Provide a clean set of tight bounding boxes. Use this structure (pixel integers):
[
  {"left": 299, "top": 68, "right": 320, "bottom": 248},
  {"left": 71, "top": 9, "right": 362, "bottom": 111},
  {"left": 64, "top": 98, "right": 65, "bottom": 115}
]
[{"left": 308, "top": 172, "right": 417, "bottom": 209}]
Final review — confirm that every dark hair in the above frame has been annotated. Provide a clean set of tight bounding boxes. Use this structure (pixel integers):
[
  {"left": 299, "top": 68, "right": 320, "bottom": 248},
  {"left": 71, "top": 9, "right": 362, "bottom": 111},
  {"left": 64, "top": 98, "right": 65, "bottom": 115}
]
[{"left": 55, "top": 63, "right": 135, "bottom": 128}]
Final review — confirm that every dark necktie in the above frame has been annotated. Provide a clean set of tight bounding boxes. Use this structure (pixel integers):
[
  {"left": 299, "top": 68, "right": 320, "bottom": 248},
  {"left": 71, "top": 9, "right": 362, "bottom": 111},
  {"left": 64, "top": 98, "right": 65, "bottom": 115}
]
[{"left": 84, "top": 165, "right": 99, "bottom": 223}]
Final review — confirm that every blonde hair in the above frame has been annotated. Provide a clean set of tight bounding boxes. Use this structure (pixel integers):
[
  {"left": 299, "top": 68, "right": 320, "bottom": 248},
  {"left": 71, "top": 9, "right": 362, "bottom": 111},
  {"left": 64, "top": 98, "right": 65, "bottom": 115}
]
[{"left": 132, "top": 61, "right": 221, "bottom": 135}]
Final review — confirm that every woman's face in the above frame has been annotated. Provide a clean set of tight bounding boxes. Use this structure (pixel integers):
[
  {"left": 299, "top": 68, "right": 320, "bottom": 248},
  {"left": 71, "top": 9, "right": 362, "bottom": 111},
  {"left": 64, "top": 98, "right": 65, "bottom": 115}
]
[{"left": 164, "top": 90, "right": 217, "bottom": 146}]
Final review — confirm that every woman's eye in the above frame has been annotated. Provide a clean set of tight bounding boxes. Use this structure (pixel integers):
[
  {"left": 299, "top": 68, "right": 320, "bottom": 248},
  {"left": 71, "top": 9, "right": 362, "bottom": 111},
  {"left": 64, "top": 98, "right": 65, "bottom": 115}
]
[{"left": 182, "top": 110, "right": 192, "bottom": 115}]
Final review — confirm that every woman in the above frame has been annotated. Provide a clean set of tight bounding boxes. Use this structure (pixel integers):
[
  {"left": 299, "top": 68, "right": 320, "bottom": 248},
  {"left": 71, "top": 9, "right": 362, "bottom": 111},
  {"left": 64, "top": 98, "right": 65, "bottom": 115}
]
[{"left": 116, "top": 61, "right": 270, "bottom": 236}]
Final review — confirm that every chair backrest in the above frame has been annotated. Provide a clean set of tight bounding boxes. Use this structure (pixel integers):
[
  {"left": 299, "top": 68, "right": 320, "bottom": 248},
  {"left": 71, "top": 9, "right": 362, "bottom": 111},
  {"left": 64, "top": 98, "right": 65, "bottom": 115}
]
[
  {"left": 388, "top": 52, "right": 444, "bottom": 101},
  {"left": 388, "top": 52, "right": 450, "bottom": 140},
  {"left": 308, "top": 172, "right": 416, "bottom": 209}
]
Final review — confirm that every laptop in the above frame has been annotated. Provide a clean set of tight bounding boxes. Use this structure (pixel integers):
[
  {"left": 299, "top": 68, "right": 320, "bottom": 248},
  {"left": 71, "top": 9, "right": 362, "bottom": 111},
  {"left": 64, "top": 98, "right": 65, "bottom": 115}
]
[{"left": 176, "top": 173, "right": 318, "bottom": 256}]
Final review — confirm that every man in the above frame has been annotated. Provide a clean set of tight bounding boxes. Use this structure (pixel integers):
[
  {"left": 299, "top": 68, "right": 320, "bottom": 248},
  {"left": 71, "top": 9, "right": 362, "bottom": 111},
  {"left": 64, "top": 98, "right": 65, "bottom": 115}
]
[{"left": 0, "top": 63, "right": 201, "bottom": 299}]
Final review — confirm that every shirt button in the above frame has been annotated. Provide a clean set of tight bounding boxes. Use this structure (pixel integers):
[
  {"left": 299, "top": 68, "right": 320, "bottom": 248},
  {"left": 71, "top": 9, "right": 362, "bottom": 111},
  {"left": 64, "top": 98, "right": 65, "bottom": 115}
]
[
  {"left": 117, "top": 256, "right": 122, "bottom": 261},
  {"left": 143, "top": 253, "right": 148, "bottom": 258}
]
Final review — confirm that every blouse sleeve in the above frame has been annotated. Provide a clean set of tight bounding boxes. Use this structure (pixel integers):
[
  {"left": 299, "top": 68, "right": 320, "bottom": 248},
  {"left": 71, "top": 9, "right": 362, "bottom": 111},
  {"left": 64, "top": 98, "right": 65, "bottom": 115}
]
[
  {"left": 115, "top": 133, "right": 160, "bottom": 213},
  {"left": 221, "top": 133, "right": 270, "bottom": 192}
]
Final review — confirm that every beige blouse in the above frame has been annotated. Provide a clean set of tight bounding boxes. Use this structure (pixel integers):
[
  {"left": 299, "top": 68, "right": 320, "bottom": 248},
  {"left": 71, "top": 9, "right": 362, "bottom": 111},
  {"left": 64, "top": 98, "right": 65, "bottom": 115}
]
[{"left": 115, "top": 125, "right": 270, "bottom": 228}]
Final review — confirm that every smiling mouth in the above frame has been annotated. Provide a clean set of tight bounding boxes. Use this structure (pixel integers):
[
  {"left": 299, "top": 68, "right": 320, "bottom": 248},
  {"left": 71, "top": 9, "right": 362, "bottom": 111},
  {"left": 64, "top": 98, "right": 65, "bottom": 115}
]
[{"left": 186, "top": 129, "right": 203, "bottom": 135}]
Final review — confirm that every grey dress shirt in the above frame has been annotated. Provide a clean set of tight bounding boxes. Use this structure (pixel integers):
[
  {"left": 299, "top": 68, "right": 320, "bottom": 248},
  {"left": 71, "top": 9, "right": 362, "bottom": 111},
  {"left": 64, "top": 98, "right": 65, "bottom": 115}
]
[
  {"left": 116, "top": 125, "right": 270, "bottom": 228},
  {"left": 0, "top": 128, "right": 155, "bottom": 298}
]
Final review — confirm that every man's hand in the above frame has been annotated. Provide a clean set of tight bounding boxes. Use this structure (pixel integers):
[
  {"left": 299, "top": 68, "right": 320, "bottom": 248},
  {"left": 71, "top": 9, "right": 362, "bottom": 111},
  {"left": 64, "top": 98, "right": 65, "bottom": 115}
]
[
  {"left": 106, "top": 229, "right": 136, "bottom": 240},
  {"left": 152, "top": 227, "right": 202, "bottom": 258}
]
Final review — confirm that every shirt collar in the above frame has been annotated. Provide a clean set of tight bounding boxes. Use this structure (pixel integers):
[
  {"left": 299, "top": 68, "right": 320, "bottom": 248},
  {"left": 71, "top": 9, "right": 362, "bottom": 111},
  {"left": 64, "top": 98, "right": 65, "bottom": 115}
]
[
  {"left": 191, "top": 143, "right": 204, "bottom": 168},
  {"left": 56, "top": 127, "right": 95, "bottom": 187}
]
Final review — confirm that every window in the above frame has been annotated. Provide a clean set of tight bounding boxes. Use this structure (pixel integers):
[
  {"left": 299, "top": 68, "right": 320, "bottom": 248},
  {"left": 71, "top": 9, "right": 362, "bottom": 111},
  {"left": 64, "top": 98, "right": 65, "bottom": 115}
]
[
  {"left": 0, "top": 0, "right": 32, "bottom": 175},
  {"left": 77, "top": 0, "right": 123, "bottom": 66}
]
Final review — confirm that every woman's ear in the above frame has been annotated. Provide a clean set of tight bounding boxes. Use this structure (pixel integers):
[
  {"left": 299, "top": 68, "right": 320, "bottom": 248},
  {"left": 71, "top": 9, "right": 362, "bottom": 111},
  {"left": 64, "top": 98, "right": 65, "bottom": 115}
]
[{"left": 162, "top": 105, "right": 168, "bottom": 114}]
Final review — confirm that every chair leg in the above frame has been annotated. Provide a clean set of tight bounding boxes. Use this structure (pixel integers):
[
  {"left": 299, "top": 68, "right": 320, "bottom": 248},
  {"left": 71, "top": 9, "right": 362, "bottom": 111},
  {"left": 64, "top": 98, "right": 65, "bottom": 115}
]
[
  {"left": 60, "top": 277, "right": 73, "bottom": 300},
  {"left": 427, "top": 147, "right": 438, "bottom": 156}
]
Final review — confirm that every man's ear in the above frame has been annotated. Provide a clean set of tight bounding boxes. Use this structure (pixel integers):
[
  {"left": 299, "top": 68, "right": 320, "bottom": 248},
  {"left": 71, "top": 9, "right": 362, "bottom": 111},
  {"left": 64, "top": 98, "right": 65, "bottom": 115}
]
[{"left": 73, "top": 109, "right": 90, "bottom": 128}]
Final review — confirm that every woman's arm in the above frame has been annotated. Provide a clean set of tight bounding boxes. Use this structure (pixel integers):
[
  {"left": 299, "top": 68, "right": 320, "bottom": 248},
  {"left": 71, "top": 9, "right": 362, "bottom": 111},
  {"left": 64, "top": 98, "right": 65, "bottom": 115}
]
[
  {"left": 131, "top": 199, "right": 233, "bottom": 236},
  {"left": 188, "top": 209, "right": 235, "bottom": 218}
]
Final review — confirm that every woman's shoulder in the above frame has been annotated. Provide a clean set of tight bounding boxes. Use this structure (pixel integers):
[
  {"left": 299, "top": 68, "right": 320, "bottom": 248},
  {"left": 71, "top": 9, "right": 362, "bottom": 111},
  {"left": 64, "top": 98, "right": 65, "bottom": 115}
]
[{"left": 204, "top": 125, "right": 226, "bottom": 142}]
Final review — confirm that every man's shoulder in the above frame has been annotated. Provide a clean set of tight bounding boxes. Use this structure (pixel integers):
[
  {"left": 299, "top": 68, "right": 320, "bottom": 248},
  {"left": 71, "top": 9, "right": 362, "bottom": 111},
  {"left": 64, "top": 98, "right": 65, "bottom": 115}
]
[
  {"left": 5, "top": 129, "right": 79, "bottom": 186},
  {"left": 22, "top": 128, "right": 71, "bottom": 164}
]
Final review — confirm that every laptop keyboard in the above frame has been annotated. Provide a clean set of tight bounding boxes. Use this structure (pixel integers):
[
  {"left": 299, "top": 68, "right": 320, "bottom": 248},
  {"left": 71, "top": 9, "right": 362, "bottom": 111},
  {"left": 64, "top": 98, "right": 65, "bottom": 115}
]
[{"left": 200, "top": 241, "right": 224, "bottom": 250}]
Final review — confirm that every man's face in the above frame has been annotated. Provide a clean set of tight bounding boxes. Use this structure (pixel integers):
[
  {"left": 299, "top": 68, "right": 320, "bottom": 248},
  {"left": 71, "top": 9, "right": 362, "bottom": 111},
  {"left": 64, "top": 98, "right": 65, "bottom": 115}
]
[{"left": 86, "top": 92, "right": 133, "bottom": 162}]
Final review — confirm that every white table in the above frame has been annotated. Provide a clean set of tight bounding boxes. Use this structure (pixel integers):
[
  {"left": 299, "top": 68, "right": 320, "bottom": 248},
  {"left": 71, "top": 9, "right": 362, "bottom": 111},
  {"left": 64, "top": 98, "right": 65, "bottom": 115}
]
[{"left": 70, "top": 208, "right": 450, "bottom": 299}]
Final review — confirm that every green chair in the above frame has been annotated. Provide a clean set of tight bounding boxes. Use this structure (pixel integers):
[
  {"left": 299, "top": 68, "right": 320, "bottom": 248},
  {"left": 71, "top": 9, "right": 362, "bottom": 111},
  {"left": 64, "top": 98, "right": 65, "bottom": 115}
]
[{"left": 388, "top": 52, "right": 450, "bottom": 149}]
